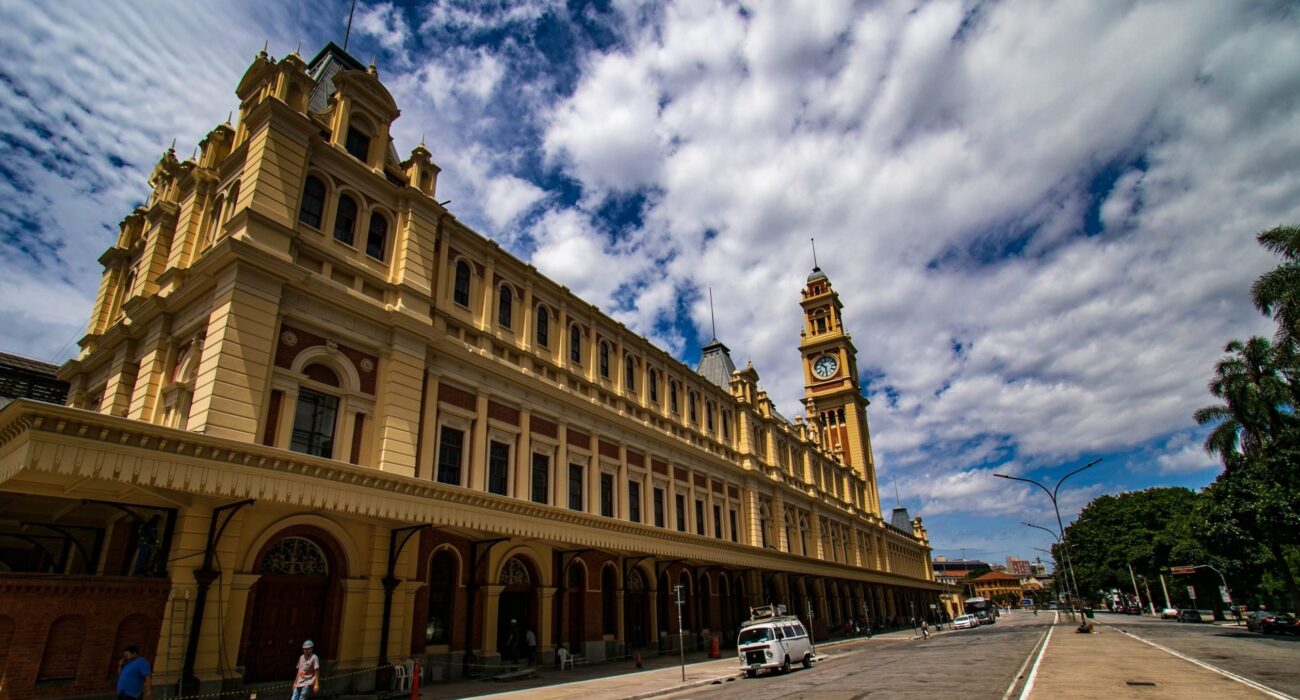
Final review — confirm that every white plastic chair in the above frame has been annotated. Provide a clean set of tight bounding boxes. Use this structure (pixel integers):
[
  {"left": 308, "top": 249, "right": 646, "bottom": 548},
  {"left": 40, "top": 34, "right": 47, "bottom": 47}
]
[
  {"left": 392, "top": 662, "right": 410, "bottom": 691},
  {"left": 556, "top": 647, "right": 574, "bottom": 671}
]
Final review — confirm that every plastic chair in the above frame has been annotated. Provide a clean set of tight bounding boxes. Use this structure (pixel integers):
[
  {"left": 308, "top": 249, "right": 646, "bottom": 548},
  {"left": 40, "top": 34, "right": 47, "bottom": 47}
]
[
  {"left": 556, "top": 647, "right": 574, "bottom": 671},
  {"left": 392, "top": 662, "right": 410, "bottom": 691}
]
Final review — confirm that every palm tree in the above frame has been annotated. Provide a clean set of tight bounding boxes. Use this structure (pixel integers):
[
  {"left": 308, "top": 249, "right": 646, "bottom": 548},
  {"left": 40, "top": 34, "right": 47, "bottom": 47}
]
[
  {"left": 1193, "top": 337, "right": 1295, "bottom": 461},
  {"left": 1251, "top": 225, "right": 1300, "bottom": 348}
]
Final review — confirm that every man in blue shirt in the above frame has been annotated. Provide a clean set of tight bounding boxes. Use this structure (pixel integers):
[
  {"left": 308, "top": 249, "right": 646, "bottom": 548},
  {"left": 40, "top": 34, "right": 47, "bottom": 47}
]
[{"left": 117, "top": 644, "right": 152, "bottom": 700}]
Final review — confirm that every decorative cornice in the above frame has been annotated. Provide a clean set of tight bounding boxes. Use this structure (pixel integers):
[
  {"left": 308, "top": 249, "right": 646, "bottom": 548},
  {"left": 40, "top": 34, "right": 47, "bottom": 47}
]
[{"left": 0, "top": 400, "right": 942, "bottom": 591}]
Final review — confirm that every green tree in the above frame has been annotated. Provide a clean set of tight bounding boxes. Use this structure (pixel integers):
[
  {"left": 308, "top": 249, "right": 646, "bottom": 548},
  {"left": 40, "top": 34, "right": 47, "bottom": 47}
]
[
  {"left": 1251, "top": 225, "right": 1300, "bottom": 348},
  {"left": 1063, "top": 488, "right": 1211, "bottom": 606},
  {"left": 1193, "top": 336, "right": 1295, "bottom": 459},
  {"left": 1196, "top": 439, "right": 1300, "bottom": 612}
]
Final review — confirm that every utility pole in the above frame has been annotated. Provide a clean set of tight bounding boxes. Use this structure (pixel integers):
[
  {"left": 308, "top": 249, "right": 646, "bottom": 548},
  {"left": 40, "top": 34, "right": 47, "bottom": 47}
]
[
  {"left": 1159, "top": 573, "right": 1172, "bottom": 610},
  {"left": 806, "top": 599, "right": 817, "bottom": 656},
  {"left": 1127, "top": 563, "right": 1143, "bottom": 613}
]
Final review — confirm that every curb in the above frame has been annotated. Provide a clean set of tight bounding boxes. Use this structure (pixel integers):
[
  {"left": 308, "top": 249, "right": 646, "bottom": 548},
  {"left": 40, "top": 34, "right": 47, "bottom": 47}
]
[{"left": 623, "top": 672, "right": 741, "bottom": 700}]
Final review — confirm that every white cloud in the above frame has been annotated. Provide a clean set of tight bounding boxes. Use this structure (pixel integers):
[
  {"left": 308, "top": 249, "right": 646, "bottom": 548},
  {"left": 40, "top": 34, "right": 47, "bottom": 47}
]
[{"left": 355, "top": 2, "right": 410, "bottom": 53}]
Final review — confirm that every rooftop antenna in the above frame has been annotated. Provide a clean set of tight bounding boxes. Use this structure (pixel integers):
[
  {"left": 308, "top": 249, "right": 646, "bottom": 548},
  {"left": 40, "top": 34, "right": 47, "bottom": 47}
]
[
  {"left": 708, "top": 287, "right": 717, "bottom": 340},
  {"left": 343, "top": 0, "right": 358, "bottom": 51},
  {"left": 810, "top": 238, "right": 820, "bottom": 271}
]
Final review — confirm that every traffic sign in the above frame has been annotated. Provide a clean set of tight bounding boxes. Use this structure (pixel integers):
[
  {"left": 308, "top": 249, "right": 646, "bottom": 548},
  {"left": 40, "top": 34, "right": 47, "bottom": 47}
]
[{"left": 1169, "top": 566, "right": 1196, "bottom": 575}]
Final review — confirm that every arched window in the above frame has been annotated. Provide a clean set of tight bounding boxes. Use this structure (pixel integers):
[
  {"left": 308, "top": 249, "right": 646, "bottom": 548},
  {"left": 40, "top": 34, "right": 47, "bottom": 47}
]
[
  {"left": 498, "top": 285, "right": 513, "bottom": 329},
  {"left": 624, "top": 354, "right": 636, "bottom": 391},
  {"left": 599, "top": 341, "right": 610, "bottom": 378},
  {"left": 426, "top": 550, "right": 457, "bottom": 645},
  {"left": 225, "top": 180, "right": 241, "bottom": 223},
  {"left": 536, "top": 306, "right": 549, "bottom": 347},
  {"left": 453, "top": 260, "right": 471, "bottom": 307},
  {"left": 298, "top": 175, "right": 325, "bottom": 228},
  {"left": 203, "top": 195, "right": 224, "bottom": 249},
  {"left": 688, "top": 391, "right": 698, "bottom": 423},
  {"left": 669, "top": 381, "right": 679, "bottom": 413},
  {"left": 289, "top": 364, "right": 341, "bottom": 459},
  {"left": 365, "top": 212, "right": 388, "bottom": 260},
  {"left": 649, "top": 370, "right": 658, "bottom": 403},
  {"left": 259, "top": 536, "right": 329, "bottom": 576},
  {"left": 706, "top": 401, "right": 714, "bottom": 431},
  {"left": 334, "top": 194, "right": 358, "bottom": 246},
  {"left": 569, "top": 324, "right": 582, "bottom": 364}
]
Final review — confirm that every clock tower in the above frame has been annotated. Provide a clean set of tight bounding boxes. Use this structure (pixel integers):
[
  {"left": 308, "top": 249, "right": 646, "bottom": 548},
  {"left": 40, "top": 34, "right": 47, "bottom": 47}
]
[{"left": 799, "top": 264, "right": 882, "bottom": 515}]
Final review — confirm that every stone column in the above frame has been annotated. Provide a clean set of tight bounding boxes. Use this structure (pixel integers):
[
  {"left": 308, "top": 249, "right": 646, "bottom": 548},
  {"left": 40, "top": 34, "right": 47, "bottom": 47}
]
[
  {"left": 515, "top": 410, "right": 532, "bottom": 500},
  {"left": 481, "top": 584, "right": 504, "bottom": 662},
  {"left": 416, "top": 371, "right": 440, "bottom": 481},
  {"left": 470, "top": 393, "right": 489, "bottom": 490},
  {"left": 617, "top": 445, "right": 629, "bottom": 520},
  {"left": 373, "top": 329, "right": 427, "bottom": 476},
  {"left": 554, "top": 424, "right": 568, "bottom": 508}
]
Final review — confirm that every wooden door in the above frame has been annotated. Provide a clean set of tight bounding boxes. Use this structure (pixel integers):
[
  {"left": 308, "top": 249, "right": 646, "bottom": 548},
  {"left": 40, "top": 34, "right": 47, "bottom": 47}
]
[{"left": 244, "top": 576, "right": 327, "bottom": 682}]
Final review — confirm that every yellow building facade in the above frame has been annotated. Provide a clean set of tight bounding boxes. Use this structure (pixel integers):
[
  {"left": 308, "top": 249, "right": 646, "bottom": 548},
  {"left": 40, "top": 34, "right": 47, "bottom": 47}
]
[{"left": 0, "top": 43, "right": 941, "bottom": 698}]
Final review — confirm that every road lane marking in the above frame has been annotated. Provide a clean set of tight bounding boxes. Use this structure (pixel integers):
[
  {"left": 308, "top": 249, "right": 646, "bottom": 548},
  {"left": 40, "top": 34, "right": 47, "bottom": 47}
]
[
  {"left": 1002, "top": 612, "right": 1054, "bottom": 700},
  {"left": 1103, "top": 624, "right": 1298, "bottom": 700}
]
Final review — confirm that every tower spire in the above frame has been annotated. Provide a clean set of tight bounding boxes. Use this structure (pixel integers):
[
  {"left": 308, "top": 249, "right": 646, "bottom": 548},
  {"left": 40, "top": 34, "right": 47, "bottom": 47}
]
[{"left": 708, "top": 286, "right": 717, "bottom": 340}]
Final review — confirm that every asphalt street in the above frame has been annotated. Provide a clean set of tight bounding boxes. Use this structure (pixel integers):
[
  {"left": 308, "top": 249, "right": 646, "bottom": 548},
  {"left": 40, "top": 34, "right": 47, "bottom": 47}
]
[
  {"left": 1095, "top": 611, "right": 1300, "bottom": 697},
  {"left": 656, "top": 612, "right": 1051, "bottom": 700}
]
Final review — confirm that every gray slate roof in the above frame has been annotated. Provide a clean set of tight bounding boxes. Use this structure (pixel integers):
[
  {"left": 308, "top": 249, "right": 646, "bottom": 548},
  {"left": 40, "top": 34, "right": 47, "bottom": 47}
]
[{"left": 695, "top": 337, "right": 736, "bottom": 389}]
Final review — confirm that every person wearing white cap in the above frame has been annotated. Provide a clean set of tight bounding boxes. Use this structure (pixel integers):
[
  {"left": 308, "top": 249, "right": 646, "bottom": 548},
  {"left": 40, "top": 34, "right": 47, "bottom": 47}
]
[{"left": 291, "top": 640, "right": 319, "bottom": 699}]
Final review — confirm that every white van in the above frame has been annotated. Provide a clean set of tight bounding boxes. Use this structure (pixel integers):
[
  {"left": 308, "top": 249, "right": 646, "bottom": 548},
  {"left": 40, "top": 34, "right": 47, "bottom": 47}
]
[{"left": 737, "top": 606, "right": 814, "bottom": 677}]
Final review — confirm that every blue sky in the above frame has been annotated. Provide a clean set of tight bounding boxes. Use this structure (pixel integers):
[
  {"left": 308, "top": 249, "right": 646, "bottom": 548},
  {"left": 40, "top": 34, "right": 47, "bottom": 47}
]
[{"left": 2, "top": 0, "right": 1298, "bottom": 568}]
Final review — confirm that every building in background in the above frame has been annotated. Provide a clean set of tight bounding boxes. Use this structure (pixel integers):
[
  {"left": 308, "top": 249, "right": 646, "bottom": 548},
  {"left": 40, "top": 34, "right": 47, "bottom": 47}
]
[
  {"left": 968, "top": 571, "right": 1025, "bottom": 605},
  {"left": 1005, "top": 556, "right": 1032, "bottom": 577},
  {"left": 0, "top": 351, "right": 69, "bottom": 410},
  {"left": 0, "top": 43, "right": 942, "bottom": 699}
]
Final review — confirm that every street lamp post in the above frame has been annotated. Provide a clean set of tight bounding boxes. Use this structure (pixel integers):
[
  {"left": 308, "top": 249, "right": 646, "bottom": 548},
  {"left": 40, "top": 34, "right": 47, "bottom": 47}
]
[
  {"left": 996, "top": 458, "right": 1102, "bottom": 625},
  {"left": 1022, "top": 521, "right": 1081, "bottom": 621}
]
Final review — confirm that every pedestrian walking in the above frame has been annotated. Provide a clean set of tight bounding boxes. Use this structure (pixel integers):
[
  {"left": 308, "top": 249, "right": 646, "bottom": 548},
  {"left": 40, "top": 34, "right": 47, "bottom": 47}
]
[
  {"left": 116, "top": 644, "right": 152, "bottom": 700},
  {"left": 525, "top": 627, "right": 537, "bottom": 665},
  {"left": 291, "top": 640, "right": 320, "bottom": 700},
  {"left": 920, "top": 619, "right": 930, "bottom": 640}
]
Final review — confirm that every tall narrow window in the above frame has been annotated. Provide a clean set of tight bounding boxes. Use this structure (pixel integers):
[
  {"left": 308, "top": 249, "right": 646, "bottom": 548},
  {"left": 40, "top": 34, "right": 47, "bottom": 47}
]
[
  {"left": 675, "top": 494, "right": 687, "bottom": 531},
  {"left": 536, "top": 306, "right": 549, "bottom": 347},
  {"left": 568, "top": 464, "right": 584, "bottom": 511},
  {"left": 729, "top": 509, "right": 738, "bottom": 542},
  {"left": 333, "top": 194, "right": 358, "bottom": 246},
  {"left": 298, "top": 176, "right": 325, "bottom": 228},
  {"left": 688, "top": 391, "right": 698, "bottom": 423},
  {"left": 624, "top": 355, "right": 636, "bottom": 391},
  {"left": 600, "top": 473, "right": 615, "bottom": 517},
  {"left": 649, "top": 371, "right": 658, "bottom": 403},
  {"left": 722, "top": 412, "right": 730, "bottom": 440},
  {"left": 569, "top": 324, "right": 582, "bottom": 363},
  {"left": 531, "top": 453, "right": 549, "bottom": 504},
  {"left": 670, "top": 381, "right": 679, "bottom": 413},
  {"left": 599, "top": 342, "right": 610, "bottom": 378},
  {"left": 345, "top": 125, "right": 370, "bottom": 162},
  {"left": 498, "top": 285, "right": 513, "bottom": 328},
  {"left": 713, "top": 504, "right": 723, "bottom": 538},
  {"left": 488, "top": 441, "right": 510, "bottom": 496},
  {"left": 706, "top": 401, "right": 714, "bottom": 431},
  {"left": 601, "top": 567, "right": 618, "bottom": 635},
  {"left": 628, "top": 481, "right": 641, "bottom": 523},
  {"left": 695, "top": 500, "right": 705, "bottom": 536},
  {"left": 436, "top": 426, "right": 463, "bottom": 485},
  {"left": 453, "top": 261, "right": 471, "bottom": 307},
  {"left": 365, "top": 213, "right": 387, "bottom": 260},
  {"left": 289, "top": 388, "right": 338, "bottom": 458},
  {"left": 653, "top": 488, "right": 665, "bottom": 528}
]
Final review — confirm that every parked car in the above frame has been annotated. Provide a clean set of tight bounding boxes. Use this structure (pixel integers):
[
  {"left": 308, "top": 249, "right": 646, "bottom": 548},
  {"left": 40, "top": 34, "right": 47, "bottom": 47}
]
[
  {"left": 1246, "top": 611, "right": 1300, "bottom": 635},
  {"left": 1177, "top": 609, "right": 1203, "bottom": 623},
  {"left": 1124, "top": 605, "right": 1141, "bottom": 615},
  {"left": 1160, "top": 607, "right": 1180, "bottom": 619},
  {"left": 953, "top": 614, "right": 979, "bottom": 630},
  {"left": 737, "top": 611, "right": 814, "bottom": 677}
]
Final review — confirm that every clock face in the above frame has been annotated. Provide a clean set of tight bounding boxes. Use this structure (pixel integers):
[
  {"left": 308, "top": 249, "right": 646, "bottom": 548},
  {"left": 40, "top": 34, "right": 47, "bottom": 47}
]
[{"left": 813, "top": 355, "right": 838, "bottom": 379}]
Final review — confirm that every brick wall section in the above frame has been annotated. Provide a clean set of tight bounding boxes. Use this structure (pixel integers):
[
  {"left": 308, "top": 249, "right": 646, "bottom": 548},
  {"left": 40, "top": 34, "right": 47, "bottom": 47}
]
[{"left": 0, "top": 574, "right": 170, "bottom": 700}]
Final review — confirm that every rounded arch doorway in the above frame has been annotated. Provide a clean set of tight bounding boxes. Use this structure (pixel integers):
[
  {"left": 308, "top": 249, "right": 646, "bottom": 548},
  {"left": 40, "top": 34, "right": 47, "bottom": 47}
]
[
  {"left": 241, "top": 529, "right": 345, "bottom": 683},
  {"left": 496, "top": 556, "right": 538, "bottom": 663}
]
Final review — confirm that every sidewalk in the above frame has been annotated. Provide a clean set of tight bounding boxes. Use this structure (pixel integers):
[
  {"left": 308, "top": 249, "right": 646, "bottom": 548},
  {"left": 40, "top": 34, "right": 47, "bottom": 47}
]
[
  {"left": 1026, "top": 619, "right": 1272, "bottom": 699},
  {"left": 411, "top": 628, "right": 917, "bottom": 699}
]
